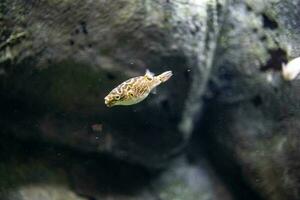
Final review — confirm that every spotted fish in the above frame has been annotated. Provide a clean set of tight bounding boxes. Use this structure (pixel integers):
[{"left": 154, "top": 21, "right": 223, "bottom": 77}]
[{"left": 104, "top": 69, "right": 172, "bottom": 107}]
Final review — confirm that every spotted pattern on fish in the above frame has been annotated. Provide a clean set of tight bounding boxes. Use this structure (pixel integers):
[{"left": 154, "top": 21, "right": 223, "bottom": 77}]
[{"left": 104, "top": 70, "right": 172, "bottom": 107}]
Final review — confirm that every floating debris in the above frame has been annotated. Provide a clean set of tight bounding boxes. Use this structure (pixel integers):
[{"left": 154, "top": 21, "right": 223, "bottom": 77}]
[
  {"left": 282, "top": 57, "right": 300, "bottom": 81},
  {"left": 104, "top": 69, "right": 172, "bottom": 107},
  {"left": 91, "top": 123, "right": 103, "bottom": 132}
]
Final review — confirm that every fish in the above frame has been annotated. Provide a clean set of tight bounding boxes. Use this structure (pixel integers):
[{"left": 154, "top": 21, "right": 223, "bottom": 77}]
[
  {"left": 104, "top": 69, "right": 172, "bottom": 107},
  {"left": 282, "top": 57, "right": 300, "bottom": 81}
]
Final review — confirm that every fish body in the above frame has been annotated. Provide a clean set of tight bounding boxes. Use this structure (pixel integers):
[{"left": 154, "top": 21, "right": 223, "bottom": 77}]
[
  {"left": 282, "top": 57, "right": 300, "bottom": 81},
  {"left": 104, "top": 70, "right": 172, "bottom": 107}
]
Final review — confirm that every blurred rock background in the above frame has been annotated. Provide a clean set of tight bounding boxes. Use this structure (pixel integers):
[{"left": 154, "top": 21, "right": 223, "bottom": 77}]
[{"left": 0, "top": 0, "right": 300, "bottom": 199}]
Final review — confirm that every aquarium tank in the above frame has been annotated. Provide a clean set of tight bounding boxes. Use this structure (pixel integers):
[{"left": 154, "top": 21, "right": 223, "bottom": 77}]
[{"left": 1, "top": 0, "right": 300, "bottom": 200}]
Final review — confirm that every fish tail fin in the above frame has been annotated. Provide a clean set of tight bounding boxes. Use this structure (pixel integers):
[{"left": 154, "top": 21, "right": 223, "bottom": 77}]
[{"left": 157, "top": 70, "right": 173, "bottom": 82}]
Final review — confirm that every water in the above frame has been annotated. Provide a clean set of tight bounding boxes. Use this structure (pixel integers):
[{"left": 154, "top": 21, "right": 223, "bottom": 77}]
[{"left": 0, "top": 0, "right": 300, "bottom": 200}]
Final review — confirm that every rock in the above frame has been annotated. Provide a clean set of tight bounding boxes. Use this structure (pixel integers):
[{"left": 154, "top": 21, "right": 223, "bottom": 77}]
[
  {"left": 4, "top": 185, "right": 87, "bottom": 200},
  {"left": 70, "top": 156, "right": 233, "bottom": 200},
  {"left": 2, "top": 0, "right": 300, "bottom": 199},
  {"left": 0, "top": 136, "right": 72, "bottom": 199},
  {"left": 197, "top": 0, "right": 300, "bottom": 200},
  {"left": 200, "top": 82, "right": 300, "bottom": 200},
  {"left": 0, "top": 0, "right": 224, "bottom": 168},
  {"left": 0, "top": 137, "right": 232, "bottom": 200},
  {"left": 151, "top": 158, "right": 233, "bottom": 200}
]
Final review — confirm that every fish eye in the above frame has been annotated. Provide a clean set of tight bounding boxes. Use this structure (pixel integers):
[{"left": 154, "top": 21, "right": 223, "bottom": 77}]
[
  {"left": 146, "top": 77, "right": 153, "bottom": 81},
  {"left": 115, "top": 95, "right": 120, "bottom": 100}
]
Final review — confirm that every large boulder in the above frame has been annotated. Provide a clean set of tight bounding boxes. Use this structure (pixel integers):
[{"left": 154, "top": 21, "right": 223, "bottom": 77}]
[
  {"left": 196, "top": 0, "right": 300, "bottom": 200},
  {"left": 2, "top": 0, "right": 300, "bottom": 199},
  {"left": 4, "top": 185, "right": 87, "bottom": 200},
  {"left": 0, "top": 0, "right": 221, "bottom": 168},
  {"left": 0, "top": 136, "right": 232, "bottom": 200}
]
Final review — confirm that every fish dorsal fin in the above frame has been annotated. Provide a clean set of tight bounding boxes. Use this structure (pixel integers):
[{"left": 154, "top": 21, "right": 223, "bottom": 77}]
[{"left": 145, "top": 69, "right": 155, "bottom": 79}]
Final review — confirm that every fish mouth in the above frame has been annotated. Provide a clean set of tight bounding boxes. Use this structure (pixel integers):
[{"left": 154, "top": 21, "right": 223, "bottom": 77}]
[
  {"left": 104, "top": 97, "right": 111, "bottom": 107},
  {"left": 104, "top": 97, "right": 114, "bottom": 107},
  {"left": 105, "top": 102, "right": 113, "bottom": 107}
]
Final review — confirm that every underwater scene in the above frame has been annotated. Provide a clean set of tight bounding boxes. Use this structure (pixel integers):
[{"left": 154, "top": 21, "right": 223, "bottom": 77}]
[{"left": 1, "top": 0, "right": 300, "bottom": 200}]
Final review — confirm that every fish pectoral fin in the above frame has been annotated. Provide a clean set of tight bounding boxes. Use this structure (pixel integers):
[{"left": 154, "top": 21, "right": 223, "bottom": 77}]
[{"left": 151, "top": 88, "right": 157, "bottom": 94}]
